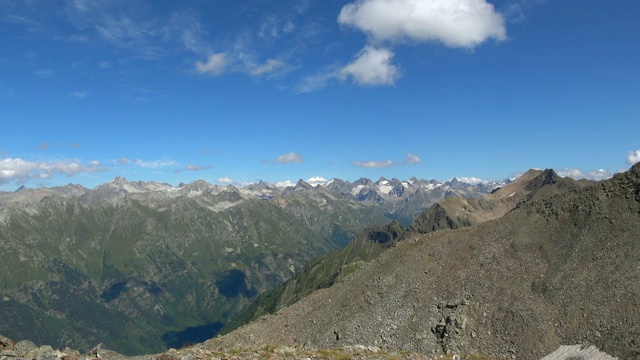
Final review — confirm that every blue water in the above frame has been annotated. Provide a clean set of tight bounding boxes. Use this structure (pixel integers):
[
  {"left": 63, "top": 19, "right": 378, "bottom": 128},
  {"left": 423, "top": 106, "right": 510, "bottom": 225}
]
[{"left": 161, "top": 322, "right": 224, "bottom": 349}]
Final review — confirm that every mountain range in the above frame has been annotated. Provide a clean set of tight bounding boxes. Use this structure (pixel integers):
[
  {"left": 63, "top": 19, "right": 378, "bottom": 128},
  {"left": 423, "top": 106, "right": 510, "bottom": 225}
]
[{"left": 0, "top": 174, "right": 505, "bottom": 354}]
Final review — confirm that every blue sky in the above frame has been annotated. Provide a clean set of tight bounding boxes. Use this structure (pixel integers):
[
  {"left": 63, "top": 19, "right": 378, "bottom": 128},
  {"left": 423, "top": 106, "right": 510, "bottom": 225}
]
[{"left": 1, "top": 0, "right": 639, "bottom": 191}]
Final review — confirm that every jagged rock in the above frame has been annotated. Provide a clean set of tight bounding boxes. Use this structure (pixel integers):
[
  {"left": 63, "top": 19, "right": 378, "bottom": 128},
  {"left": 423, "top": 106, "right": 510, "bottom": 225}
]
[
  {"left": 34, "top": 345, "right": 57, "bottom": 360},
  {"left": 14, "top": 341, "right": 37, "bottom": 355},
  {"left": 0, "top": 336, "right": 14, "bottom": 349}
]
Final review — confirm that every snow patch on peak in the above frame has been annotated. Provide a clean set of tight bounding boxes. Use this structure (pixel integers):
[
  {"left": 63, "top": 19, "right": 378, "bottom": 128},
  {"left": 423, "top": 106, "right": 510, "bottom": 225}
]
[
  {"left": 378, "top": 183, "right": 393, "bottom": 194},
  {"left": 307, "top": 176, "right": 328, "bottom": 187},
  {"left": 455, "top": 177, "right": 488, "bottom": 185}
]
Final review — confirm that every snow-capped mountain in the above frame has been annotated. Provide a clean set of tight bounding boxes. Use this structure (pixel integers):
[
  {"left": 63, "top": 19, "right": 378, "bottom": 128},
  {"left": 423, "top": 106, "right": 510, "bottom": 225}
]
[{"left": 1, "top": 174, "right": 514, "bottom": 227}]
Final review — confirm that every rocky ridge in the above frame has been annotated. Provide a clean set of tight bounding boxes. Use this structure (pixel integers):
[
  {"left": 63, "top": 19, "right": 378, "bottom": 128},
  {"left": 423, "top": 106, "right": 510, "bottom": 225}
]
[{"left": 223, "top": 169, "right": 587, "bottom": 333}]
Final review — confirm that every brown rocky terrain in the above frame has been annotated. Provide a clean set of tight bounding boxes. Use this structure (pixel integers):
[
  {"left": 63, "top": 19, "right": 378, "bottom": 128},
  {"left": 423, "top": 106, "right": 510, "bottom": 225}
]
[
  {"left": 408, "top": 169, "right": 587, "bottom": 234},
  {"left": 224, "top": 168, "right": 590, "bottom": 333},
  {"left": 205, "top": 163, "right": 640, "bottom": 359}
]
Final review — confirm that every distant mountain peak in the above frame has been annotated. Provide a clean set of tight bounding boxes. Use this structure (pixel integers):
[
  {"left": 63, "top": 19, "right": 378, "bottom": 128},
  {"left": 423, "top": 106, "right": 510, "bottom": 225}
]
[
  {"left": 294, "top": 179, "right": 312, "bottom": 190},
  {"left": 111, "top": 176, "right": 128, "bottom": 185},
  {"left": 307, "top": 176, "right": 326, "bottom": 182},
  {"left": 306, "top": 176, "right": 327, "bottom": 187}
]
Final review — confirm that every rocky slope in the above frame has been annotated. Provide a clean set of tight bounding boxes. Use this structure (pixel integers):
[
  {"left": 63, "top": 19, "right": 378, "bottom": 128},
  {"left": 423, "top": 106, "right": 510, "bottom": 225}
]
[
  {"left": 208, "top": 164, "right": 640, "bottom": 359},
  {"left": 223, "top": 169, "right": 587, "bottom": 334}
]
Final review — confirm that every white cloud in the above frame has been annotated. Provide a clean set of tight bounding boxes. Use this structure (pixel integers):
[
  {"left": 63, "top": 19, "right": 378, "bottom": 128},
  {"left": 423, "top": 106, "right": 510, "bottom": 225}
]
[
  {"left": 338, "top": 0, "right": 507, "bottom": 48},
  {"left": 556, "top": 168, "right": 614, "bottom": 181},
  {"left": 195, "top": 53, "right": 228, "bottom": 76},
  {"left": 275, "top": 152, "right": 303, "bottom": 164},
  {"left": 216, "top": 177, "right": 234, "bottom": 184},
  {"left": 117, "top": 157, "right": 131, "bottom": 165},
  {"left": 338, "top": 46, "right": 399, "bottom": 86},
  {"left": 0, "top": 157, "right": 107, "bottom": 185},
  {"left": 250, "top": 59, "right": 284, "bottom": 76},
  {"left": 69, "top": 91, "right": 88, "bottom": 99},
  {"left": 353, "top": 159, "right": 394, "bottom": 168},
  {"left": 274, "top": 180, "right": 296, "bottom": 188},
  {"left": 627, "top": 149, "right": 640, "bottom": 165},
  {"left": 403, "top": 152, "right": 421, "bottom": 165}
]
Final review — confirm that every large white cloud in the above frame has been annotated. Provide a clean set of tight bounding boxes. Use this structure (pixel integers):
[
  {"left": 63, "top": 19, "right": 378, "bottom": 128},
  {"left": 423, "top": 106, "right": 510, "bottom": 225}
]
[
  {"left": 0, "top": 158, "right": 107, "bottom": 185},
  {"left": 627, "top": 149, "right": 640, "bottom": 165},
  {"left": 338, "top": 0, "right": 507, "bottom": 48},
  {"left": 338, "top": 46, "right": 400, "bottom": 86}
]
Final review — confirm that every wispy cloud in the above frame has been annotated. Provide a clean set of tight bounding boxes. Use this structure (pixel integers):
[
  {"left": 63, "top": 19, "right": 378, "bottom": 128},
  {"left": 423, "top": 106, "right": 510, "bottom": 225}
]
[
  {"left": 353, "top": 159, "right": 394, "bottom": 169},
  {"left": 4, "top": 12, "right": 41, "bottom": 31},
  {"left": 195, "top": 53, "right": 227, "bottom": 76},
  {"left": 195, "top": 52, "right": 288, "bottom": 78},
  {"left": 64, "top": 0, "right": 164, "bottom": 59},
  {"left": 116, "top": 157, "right": 178, "bottom": 169},
  {"left": 250, "top": 59, "right": 285, "bottom": 76},
  {"left": 258, "top": 15, "right": 295, "bottom": 39},
  {"left": 69, "top": 90, "right": 88, "bottom": 99},
  {"left": 274, "top": 152, "right": 303, "bottom": 164},
  {"left": 0, "top": 157, "right": 107, "bottom": 185},
  {"left": 354, "top": 153, "right": 421, "bottom": 168},
  {"left": 503, "top": 0, "right": 548, "bottom": 23},
  {"left": 185, "top": 164, "right": 211, "bottom": 171},
  {"left": 403, "top": 153, "right": 421, "bottom": 165},
  {"left": 296, "top": 66, "right": 340, "bottom": 93},
  {"left": 34, "top": 68, "right": 54, "bottom": 77},
  {"left": 55, "top": 34, "right": 89, "bottom": 43}
]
